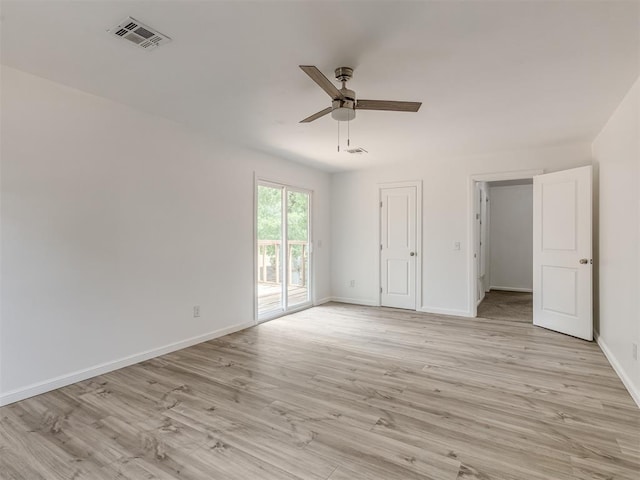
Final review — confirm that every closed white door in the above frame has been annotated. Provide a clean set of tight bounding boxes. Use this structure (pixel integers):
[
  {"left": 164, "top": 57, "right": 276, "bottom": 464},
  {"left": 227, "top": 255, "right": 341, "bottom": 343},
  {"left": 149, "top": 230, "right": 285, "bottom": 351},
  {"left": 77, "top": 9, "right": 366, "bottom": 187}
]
[
  {"left": 533, "top": 166, "right": 592, "bottom": 340},
  {"left": 380, "top": 186, "right": 417, "bottom": 309}
]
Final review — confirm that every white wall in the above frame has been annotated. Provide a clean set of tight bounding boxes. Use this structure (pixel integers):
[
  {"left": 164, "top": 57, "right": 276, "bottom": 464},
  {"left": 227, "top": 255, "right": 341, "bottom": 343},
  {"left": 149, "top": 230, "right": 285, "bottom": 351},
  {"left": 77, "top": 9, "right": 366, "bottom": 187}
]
[
  {"left": 331, "top": 143, "right": 591, "bottom": 316},
  {"left": 488, "top": 184, "right": 533, "bottom": 292},
  {"left": 592, "top": 75, "right": 640, "bottom": 406},
  {"left": 0, "top": 67, "right": 331, "bottom": 405}
]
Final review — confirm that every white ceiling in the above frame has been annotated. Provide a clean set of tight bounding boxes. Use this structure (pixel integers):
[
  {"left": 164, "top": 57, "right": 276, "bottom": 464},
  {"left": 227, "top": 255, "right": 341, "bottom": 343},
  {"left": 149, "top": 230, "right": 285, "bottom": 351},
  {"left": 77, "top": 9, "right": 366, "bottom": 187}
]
[{"left": 2, "top": 1, "right": 638, "bottom": 172}]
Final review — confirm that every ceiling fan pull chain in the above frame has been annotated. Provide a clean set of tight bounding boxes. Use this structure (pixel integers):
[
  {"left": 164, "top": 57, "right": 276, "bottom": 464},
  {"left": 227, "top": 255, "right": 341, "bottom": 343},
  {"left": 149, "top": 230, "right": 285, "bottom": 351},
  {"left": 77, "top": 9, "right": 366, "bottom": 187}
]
[
  {"left": 337, "top": 119, "right": 340, "bottom": 152},
  {"left": 347, "top": 117, "right": 350, "bottom": 147}
]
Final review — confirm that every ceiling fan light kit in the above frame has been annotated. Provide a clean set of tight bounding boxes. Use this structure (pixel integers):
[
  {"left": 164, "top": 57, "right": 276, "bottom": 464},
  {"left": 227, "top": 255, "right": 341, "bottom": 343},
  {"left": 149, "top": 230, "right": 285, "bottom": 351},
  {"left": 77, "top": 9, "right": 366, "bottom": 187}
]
[
  {"left": 299, "top": 65, "right": 422, "bottom": 151},
  {"left": 331, "top": 99, "right": 356, "bottom": 121}
]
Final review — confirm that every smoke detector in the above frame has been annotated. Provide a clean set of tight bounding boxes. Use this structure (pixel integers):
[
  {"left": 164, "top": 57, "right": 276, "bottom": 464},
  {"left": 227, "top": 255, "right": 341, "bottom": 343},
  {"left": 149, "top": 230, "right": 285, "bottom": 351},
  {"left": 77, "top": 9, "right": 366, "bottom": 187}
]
[{"left": 108, "top": 17, "right": 171, "bottom": 51}]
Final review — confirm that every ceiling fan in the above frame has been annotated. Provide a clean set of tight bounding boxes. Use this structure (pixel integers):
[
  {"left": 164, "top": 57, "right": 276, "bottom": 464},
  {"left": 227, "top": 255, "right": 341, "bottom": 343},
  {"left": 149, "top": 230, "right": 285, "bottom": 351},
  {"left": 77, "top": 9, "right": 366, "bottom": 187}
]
[{"left": 299, "top": 65, "right": 422, "bottom": 123}]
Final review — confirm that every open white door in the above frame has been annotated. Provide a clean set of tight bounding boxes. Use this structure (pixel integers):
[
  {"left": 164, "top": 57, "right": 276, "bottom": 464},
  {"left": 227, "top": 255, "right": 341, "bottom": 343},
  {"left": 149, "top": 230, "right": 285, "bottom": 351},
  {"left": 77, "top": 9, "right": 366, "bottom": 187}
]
[
  {"left": 533, "top": 166, "right": 592, "bottom": 340},
  {"left": 380, "top": 185, "right": 417, "bottom": 310}
]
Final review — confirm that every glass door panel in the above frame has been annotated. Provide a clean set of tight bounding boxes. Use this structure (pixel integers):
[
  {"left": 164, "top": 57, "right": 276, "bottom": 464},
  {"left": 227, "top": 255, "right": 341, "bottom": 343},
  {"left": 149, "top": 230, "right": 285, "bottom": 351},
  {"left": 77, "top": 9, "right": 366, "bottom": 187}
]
[
  {"left": 257, "top": 185, "right": 283, "bottom": 317},
  {"left": 287, "top": 190, "right": 310, "bottom": 308},
  {"left": 256, "top": 183, "right": 311, "bottom": 321}
]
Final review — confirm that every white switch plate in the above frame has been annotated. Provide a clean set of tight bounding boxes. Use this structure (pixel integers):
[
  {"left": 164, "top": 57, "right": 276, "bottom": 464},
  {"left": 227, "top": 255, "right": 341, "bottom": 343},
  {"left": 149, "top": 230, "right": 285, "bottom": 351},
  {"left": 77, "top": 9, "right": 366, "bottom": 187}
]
[
  {"left": 454, "top": 241, "right": 461, "bottom": 251},
  {"left": 633, "top": 343, "right": 638, "bottom": 361},
  {"left": 193, "top": 305, "right": 200, "bottom": 318}
]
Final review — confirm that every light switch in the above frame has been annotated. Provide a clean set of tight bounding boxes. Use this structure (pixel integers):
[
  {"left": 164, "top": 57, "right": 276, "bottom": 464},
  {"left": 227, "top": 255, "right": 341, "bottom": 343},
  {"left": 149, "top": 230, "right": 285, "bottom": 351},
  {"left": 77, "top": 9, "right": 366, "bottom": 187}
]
[{"left": 454, "top": 241, "right": 461, "bottom": 251}]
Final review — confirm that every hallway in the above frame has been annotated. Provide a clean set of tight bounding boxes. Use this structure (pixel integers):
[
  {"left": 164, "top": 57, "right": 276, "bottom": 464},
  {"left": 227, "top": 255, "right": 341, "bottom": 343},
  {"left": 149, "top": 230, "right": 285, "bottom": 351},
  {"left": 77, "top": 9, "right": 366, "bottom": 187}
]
[{"left": 477, "top": 290, "right": 533, "bottom": 323}]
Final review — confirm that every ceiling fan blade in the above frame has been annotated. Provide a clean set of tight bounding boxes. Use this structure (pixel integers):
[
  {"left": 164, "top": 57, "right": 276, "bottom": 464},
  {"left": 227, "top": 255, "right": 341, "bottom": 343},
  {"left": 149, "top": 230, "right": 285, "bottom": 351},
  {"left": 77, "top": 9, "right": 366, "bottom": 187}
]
[
  {"left": 356, "top": 99, "right": 422, "bottom": 112},
  {"left": 299, "top": 65, "right": 344, "bottom": 100},
  {"left": 300, "top": 106, "right": 332, "bottom": 123}
]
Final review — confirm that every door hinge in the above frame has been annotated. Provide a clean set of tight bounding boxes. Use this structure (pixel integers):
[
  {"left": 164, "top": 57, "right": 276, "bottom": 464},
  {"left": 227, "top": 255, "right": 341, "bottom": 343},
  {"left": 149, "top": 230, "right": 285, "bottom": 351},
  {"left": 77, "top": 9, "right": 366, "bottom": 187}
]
[
  {"left": 476, "top": 213, "right": 480, "bottom": 220},
  {"left": 380, "top": 244, "right": 383, "bottom": 251},
  {"left": 380, "top": 201, "right": 383, "bottom": 208},
  {"left": 380, "top": 287, "right": 383, "bottom": 294}
]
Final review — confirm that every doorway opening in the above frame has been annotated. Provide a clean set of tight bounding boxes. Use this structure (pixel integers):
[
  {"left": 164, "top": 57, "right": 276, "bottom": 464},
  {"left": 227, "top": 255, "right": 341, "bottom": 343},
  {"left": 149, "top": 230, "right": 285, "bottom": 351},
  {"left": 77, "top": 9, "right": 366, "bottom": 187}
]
[
  {"left": 256, "top": 181, "right": 312, "bottom": 322},
  {"left": 468, "top": 170, "right": 542, "bottom": 320},
  {"left": 476, "top": 179, "right": 534, "bottom": 322},
  {"left": 470, "top": 167, "right": 593, "bottom": 340}
]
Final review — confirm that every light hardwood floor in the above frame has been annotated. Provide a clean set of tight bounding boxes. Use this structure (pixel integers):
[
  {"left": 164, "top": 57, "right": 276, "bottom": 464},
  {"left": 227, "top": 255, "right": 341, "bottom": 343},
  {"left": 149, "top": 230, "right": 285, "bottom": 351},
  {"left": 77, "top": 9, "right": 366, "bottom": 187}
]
[{"left": 1, "top": 303, "right": 638, "bottom": 479}]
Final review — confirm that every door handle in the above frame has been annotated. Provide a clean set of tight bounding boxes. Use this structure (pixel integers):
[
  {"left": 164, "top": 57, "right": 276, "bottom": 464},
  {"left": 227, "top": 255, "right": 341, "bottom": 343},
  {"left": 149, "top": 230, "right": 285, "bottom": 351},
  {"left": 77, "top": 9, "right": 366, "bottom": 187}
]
[
  {"left": 579, "top": 258, "right": 589, "bottom": 264},
  {"left": 410, "top": 252, "right": 416, "bottom": 257}
]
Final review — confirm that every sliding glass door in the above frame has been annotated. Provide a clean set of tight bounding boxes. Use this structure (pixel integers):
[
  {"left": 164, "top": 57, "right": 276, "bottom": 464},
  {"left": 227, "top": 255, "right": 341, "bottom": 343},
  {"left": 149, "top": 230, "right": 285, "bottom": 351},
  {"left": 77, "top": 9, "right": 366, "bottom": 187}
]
[{"left": 256, "top": 182, "right": 311, "bottom": 320}]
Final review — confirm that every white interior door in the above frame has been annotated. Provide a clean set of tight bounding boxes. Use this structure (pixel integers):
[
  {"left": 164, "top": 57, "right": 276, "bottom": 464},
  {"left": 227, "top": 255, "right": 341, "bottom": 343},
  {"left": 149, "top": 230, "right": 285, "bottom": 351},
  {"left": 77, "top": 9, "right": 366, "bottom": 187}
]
[
  {"left": 533, "top": 166, "right": 592, "bottom": 340},
  {"left": 476, "top": 183, "right": 488, "bottom": 302},
  {"left": 380, "top": 186, "right": 417, "bottom": 309},
  {"left": 474, "top": 183, "right": 482, "bottom": 302}
]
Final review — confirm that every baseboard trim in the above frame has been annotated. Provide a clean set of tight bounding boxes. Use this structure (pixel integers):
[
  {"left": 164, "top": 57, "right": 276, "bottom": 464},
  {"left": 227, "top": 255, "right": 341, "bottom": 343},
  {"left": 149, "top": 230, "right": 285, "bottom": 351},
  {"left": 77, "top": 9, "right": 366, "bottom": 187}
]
[
  {"left": 0, "top": 320, "right": 255, "bottom": 407},
  {"left": 418, "top": 306, "right": 473, "bottom": 318},
  {"left": 330, "top": 296, "right": 379, "bottom": 307},
  {"left": 595, "top": 332, "right": 640, "bottom": 409},
  {"left": 313, "top": 297, "right": 333, "bottom": 306},
  {"left": 489, "top": 286, "right": 533, "bottom": 293}
]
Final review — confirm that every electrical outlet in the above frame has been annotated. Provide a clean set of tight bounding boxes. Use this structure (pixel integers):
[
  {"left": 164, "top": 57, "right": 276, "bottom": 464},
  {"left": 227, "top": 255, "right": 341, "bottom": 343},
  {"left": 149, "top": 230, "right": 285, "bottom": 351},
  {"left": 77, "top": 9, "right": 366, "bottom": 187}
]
[
  {"left": 193, "top": 305, "right": 200, "bottom": 318},
  {"left": 633, "top": 343, "right": 638, "bottom": 361},
  {"left": 349, "top": 280, "right": 355, "bottom": 288}
]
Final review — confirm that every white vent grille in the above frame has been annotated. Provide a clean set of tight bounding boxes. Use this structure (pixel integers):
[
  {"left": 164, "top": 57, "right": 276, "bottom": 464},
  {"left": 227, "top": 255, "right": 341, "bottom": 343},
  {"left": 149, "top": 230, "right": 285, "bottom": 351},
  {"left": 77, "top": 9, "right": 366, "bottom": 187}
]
[
  {"left": 108, "top": 17, "right": 171, "bottom": 51},
  {"left": 346, "top": 147, "right": 368, "bottom": 154}
]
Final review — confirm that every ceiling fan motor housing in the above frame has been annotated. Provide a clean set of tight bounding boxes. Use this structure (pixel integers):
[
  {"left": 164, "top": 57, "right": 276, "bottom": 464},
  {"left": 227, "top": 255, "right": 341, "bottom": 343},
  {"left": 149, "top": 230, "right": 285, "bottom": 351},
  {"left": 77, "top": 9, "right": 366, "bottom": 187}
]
[
  {"left": 335, "top": 66, "right": 354, "bottom": 83},
  {"left": 331, "top": 85, "right": 356, "bottom": 121}
]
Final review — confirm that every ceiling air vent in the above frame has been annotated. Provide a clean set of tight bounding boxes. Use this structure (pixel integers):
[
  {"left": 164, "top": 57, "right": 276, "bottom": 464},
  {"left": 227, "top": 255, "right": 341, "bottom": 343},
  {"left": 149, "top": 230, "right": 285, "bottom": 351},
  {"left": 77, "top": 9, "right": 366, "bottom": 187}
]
[
  {"left": 108, "top": 17, "right": 171, "bottom": 51},
  {"left": 346, "top": 147, "right": 368, "bottom": 154}
]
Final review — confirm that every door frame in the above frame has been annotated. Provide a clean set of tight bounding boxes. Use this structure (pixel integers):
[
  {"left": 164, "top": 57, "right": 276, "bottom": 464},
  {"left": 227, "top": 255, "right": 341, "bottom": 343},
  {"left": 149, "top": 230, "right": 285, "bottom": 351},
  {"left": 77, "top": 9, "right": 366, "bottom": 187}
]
[
  {"left": 467, "top": 169, "right": 543, "bottom": 317},
  {"left": 254, "top": 175, "right": 314, "bottom": 324},
  {"left": 377, "top": 180, "right": 422, "bottom": 310}
]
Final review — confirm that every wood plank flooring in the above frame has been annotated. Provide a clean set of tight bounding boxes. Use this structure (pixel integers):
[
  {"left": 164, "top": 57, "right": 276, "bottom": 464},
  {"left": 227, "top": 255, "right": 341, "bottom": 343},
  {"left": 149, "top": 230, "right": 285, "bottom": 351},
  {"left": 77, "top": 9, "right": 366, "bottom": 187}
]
[{"left": 1, "top": 302, "right": 638, "bottom": 479}]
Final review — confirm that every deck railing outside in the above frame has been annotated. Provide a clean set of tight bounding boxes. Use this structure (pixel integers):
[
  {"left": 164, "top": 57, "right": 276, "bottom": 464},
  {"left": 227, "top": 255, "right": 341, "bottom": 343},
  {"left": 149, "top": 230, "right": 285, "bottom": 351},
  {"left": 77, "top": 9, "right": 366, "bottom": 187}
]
[{"left": 257, "top": 240, "right": 307, "bottom": 286}]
